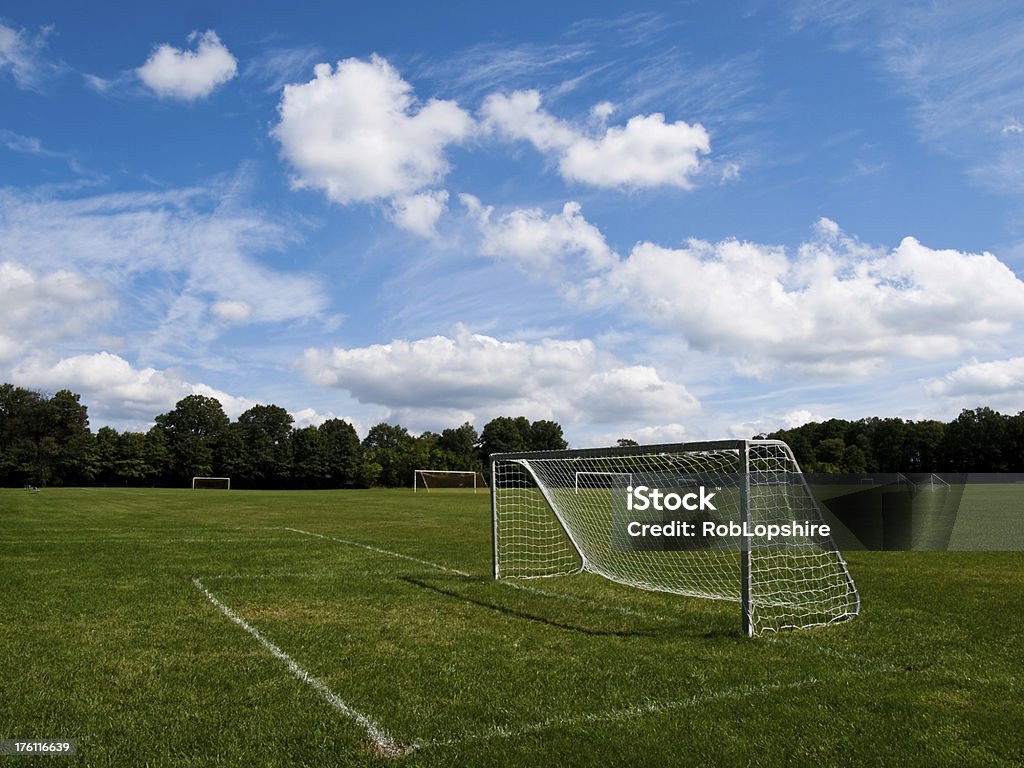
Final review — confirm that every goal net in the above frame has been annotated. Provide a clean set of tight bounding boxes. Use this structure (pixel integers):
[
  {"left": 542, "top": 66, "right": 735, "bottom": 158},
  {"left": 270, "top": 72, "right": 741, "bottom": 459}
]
[
  {"left": 413, "top": 469, "right": 487, "bottom": 493},
  {"left": 491, "top": 439, "right": 859, "bottom": 636},
  {"left": 192, "top": 477, "right": 231, "bottom": 490}
]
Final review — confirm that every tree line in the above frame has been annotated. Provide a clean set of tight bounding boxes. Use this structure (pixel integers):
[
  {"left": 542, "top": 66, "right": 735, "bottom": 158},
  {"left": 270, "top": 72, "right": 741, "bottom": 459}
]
[
  {"left": 3, "top": 383, "right": 1022, "bottom": 488},
  {"left": 0, "top": 384, "right": 567, "bottom": 488},
  {"left": 760, "top": 407, "right": 1024, "bottom": 473}
]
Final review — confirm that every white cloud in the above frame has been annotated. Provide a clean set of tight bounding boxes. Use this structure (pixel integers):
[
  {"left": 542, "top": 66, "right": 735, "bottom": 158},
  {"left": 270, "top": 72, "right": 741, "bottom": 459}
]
[
  {"left": 290, "top": 407, "right": 338, "bottom": 429},
  {"left": 481, "top": 89, "right": 710, "bottom": 189},
  {"left": 0, "top": 186, "right": 328, "bottom": 344},
  {"left": 137, "top": 30, "right": 237, "bottom": 100},
  {"left": 9, "top": 351, "right": 257, "bottom": 426},
  {"left": 272, "top": 55, "right": 473, "bottom": 206},
  {"left": 464, "top": 196, "right": 616, "bottom": 274},
  {"left": 0, "top": 261, "right": 114, "bottom": 361},
  {"left": 727, "top": 409, "right": 820, "bottom": 439},
  {"left": 297, "top": 326, "right": 700, "bottom": 430},
  {"left": 0, "top": 22, "right": 61, "bottom": 90},
  {"left": 788, "top": 2, "right": 1024, "bottom": 193},
  {"left": 584, "top": 219, "right": 1024, "bottom": 376},
  {"left": 926, "top": 357, "right": 1024, "bottom": 399},
  {"left": 390, "top": 190, "right": 449, "bottom": 238},
  {"left": 211, "top": 299, "right": 253, "bottom": 323}
]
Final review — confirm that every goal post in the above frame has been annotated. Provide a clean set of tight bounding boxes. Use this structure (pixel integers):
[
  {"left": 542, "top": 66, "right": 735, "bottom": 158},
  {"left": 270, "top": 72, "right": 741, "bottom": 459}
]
[
  {"left": 490, "top": 439, "right": 859, "bottom": 636},
  {"left": 192, "top": 476, "right": 230, "bottom": 490},
  {"left": 413, "top": 469, "right": 487, "bottom": 493}
]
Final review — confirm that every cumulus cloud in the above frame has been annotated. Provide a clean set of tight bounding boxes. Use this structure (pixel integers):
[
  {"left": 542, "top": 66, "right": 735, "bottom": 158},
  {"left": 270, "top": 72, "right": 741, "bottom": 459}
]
[
  {"left": 463, "top": 196, "right": 616, "bottom": 274},
  {"left": 926, "top": 357, "right": 1024, "bottom": 399},
  {"left": 390, "top": 190, "right": 449, "bottom": 238},
  {"left": 481, "top": 89, "right": 710, "bottom": 189},
  {"left": 10, "top": 351, "right": 257, "bottom": 425},
  {"left": 582, "top": 217, "right": 1024, "bottom": 377},
  {"left": 272, "top": 55, "right": 473, "bottom": 217},
  {"left": 137, "top": 30, "right": 237, "bottom": 100},
  {"left": 297, "top": 326, "right": 700, "bottom": 429}
]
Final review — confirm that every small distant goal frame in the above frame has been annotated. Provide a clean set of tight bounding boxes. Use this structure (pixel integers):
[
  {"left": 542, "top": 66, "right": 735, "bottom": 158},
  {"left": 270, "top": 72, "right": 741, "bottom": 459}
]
[
  {"left": 412, "top": 469, "right": 487, "bottom": 493},
  {"left": 192, "top": 476, "right": 231, "bottom": 490}
]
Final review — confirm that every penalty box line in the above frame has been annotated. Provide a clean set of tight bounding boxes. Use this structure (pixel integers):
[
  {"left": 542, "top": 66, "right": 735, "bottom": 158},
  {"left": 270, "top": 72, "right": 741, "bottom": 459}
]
[
  {"left": 191, "top": 577, "right": 414, "bottom": 757},
  {"left": 423, "top": 677, "right": 821, "bottom": 748},
  {"left": 284, "top": 527, "right": 662, "bottom": 620}
]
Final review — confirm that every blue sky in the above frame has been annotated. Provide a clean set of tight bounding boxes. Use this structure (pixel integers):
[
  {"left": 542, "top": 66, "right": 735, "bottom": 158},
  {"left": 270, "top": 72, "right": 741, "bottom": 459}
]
[{"left": 2, "top": 0, "right": 1024, "bottom": 445}]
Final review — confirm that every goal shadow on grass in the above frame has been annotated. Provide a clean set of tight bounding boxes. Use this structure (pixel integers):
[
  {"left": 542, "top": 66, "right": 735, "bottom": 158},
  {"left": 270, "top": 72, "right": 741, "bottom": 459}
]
[{"left": 398, "top": 574, "right": 744, "bottom": 640}]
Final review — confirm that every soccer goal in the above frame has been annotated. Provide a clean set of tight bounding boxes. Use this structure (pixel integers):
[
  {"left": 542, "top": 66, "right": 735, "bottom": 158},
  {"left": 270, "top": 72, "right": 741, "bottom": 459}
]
[
  {"left": 491, "top": 439, "right": 859, "bottom": 636},
  {"left": 413, "top": 469, "right": 487, "bottom": 493},
  {"left": 192, "top": 476, "right": 231, "bottom": 490}
]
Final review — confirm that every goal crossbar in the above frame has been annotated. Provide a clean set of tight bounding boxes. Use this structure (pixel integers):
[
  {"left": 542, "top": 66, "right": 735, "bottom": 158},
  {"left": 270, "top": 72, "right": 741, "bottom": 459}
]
[{"left": 490, "top": 439, "right": 859, "bottom": 636}]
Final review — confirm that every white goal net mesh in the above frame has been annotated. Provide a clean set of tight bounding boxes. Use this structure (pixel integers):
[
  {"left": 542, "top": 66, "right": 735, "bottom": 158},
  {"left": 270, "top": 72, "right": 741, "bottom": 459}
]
[{"left": 491, "top": 440, "right": 859, "bottom": 636}]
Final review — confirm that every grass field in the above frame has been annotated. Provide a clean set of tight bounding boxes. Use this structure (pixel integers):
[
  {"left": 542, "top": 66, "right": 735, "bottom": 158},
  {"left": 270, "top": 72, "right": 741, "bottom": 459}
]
[{"left": 2, "top": 487, "right": 1022, "bottom": 766}]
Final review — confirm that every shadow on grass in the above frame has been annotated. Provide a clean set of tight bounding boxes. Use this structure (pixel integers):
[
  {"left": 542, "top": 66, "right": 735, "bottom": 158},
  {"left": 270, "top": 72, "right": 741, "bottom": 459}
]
[{"left": 399, "top": 574, "right": 744, "bottom": 641}]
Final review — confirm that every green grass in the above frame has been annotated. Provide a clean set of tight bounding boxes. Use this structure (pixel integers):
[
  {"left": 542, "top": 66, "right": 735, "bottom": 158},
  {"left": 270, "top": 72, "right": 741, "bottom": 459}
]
[{"left": 1, "top": 488, "right": 1022, "bottom": 766}]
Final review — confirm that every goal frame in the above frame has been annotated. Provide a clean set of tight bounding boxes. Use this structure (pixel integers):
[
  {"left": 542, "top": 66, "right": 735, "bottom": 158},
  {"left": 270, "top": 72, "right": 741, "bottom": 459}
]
[
  {"left": 191, "top": 476, "right": 231, "bottom": 490},
  {"left": 413, "top": 469, "right": 484, "bottom": 493},
  {"left": 490, "top": 439, "right": 859, "bottom": 637}
]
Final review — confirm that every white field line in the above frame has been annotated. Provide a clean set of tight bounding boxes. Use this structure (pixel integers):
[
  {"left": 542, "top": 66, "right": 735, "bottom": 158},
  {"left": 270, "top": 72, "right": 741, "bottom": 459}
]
[
  {"left": 421, "top": 678, "right": 820, "bottom": 748},
  {"left": 191, "top": 577, "right": 412, "bottom": 757},
  {"left": 284, "top": 527, "right": 471, "bottom": 576},
  {"left": 203, "top": 572, "right": 329, "bottom": 581},
  {"left": 284, "top": 527, "right": 663, "bottom": 620}
]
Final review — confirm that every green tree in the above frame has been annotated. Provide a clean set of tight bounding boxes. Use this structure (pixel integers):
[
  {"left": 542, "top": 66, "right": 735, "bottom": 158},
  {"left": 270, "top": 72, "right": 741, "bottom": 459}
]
[
  {"left": 479, "top": 416, "right": 532, "bottom": 457},
  {"left": 320, "top": 419, "right": 362, "bottom": 487},
  {"left": 114, "top": 432, "right": 152, "bottom": 486},
  {"left": 94, "top": 426, "right": 120, "bottom": 485},
  {"left": 231, "top": 404, "right": 294, "bottom": 487},
  {"left": 940, "top": 407, "right": 1007, "bottom": 471},
  {"left": 815, "top": 437, "right": 846, "bottom": 473},
  {"left": 291, "top": 426, "right": 330, "bottom": 488},
  {"left": 530, "top": 419, "right": 567, "bottom": 451},
  {"left": 438, "top": 422, "right": 479, "bottom": 466},
  {"left": 46, "top": 390, "right": 96, "bottom": 485},
  {"left": 153, "top": 395, "right": 230, "bottom": 484},
  {"left": 362, "top": 423, "right": 414, "bottom": 487}
]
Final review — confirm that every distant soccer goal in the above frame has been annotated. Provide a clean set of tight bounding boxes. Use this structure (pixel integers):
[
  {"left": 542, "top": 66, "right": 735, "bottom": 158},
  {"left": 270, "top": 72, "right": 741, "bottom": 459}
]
[
  {"left": 491, "top": 439, "right": 859, "bottom": 636},
  {"left": 413, "top": 470, "right": 487, "bottom": 493},
  {"left": 192, "top": 477, "right": 231, "bottom": 490}
]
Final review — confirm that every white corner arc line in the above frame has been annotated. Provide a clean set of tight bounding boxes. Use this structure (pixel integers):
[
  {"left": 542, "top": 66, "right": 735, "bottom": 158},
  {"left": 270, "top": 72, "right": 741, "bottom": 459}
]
[
  {"left": 284, "top": 527, "right": 471, "bottom": 576},
  {"left": 191, "top": 577, "right": 413, "bottom": 757}
]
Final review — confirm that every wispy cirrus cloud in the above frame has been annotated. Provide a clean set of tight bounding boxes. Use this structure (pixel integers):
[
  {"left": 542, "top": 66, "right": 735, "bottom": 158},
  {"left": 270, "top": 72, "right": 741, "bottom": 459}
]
[
  {"left": 0, "top": 20, "right": 63, "bottom": 90},
  {"left": 0, "top": 181, "right": 328, "bottom": 366},
  {"left": 788, "top": 0, "right": 1024, "bottom": 193}
]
